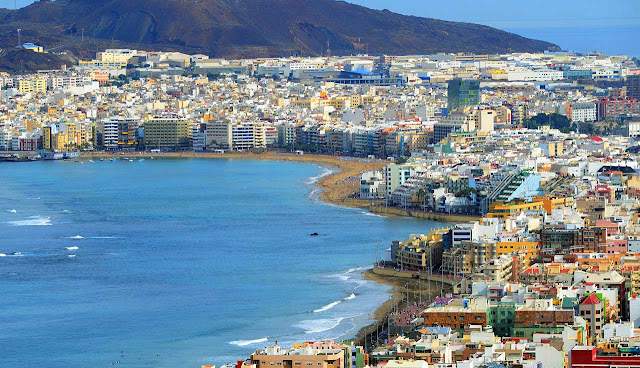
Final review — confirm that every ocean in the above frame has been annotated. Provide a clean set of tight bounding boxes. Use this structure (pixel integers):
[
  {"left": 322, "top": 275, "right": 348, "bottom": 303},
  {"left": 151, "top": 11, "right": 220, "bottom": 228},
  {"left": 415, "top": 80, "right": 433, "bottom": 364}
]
[
  {"left": 503, "top": 25, "right": 640, "bottom": 57},
  {"left": 0, "top": 158, "right": 444, "bottom": 368}
]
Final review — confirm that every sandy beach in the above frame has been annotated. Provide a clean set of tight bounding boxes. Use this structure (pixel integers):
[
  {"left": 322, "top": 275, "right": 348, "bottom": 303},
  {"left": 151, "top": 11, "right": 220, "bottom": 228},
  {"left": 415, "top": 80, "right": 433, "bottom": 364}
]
[{"left": 350, "top": 269, "right": 449, "bottom": 347}]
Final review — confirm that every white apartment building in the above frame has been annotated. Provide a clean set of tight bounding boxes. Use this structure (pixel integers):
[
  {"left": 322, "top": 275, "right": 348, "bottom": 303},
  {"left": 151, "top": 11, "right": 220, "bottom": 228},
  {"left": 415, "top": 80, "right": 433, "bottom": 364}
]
[
  {"left": 384, "top": 163, "right": 416, "bottom": 199},
  {"left": 49, "top": 75, "right": 92, "bottom": 90},
  {"left": 570, "top": 103, "right": 597, "bottom": 123},
  {"left": 102, "top": 117, "right": 138, "bottom": 150},
  {"left": 507, "top": 68, "right": 563, "bottom": 82},
  {"left": 231, "top": 122, "right": 266, "bottom": 150},
  {"left": 0, "top": 127, "right": 13, "bottom": 150}
]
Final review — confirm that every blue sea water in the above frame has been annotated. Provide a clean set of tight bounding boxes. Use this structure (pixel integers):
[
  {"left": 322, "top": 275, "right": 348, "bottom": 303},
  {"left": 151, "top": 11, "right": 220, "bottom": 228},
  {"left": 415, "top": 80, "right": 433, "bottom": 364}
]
[
  {"left": 504, "top": 25, "right": 640, "bottom": 57},
  {"left": 0, "top": 158, "right": 444, "bottom": 368}
]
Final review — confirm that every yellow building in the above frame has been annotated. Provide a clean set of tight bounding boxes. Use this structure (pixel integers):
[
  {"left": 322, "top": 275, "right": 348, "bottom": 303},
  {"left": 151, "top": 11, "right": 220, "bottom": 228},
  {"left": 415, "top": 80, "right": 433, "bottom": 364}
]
[
  {"left": 51, "top": 132, "right": 68, "bottom": 151},
  {"left": 487, "top": 200, "right": 544, "bottom": 219},
  {"left": 350, "top": 95, "right": 361, "bottom": 108},
  {"left": 17, "top": 77, "right": 46, "bottom": 94},
  {"left": 66, "top": 124, "right": 79, "bottom": 147},
  {"left": 292, "top": 98, "right": 318, "bottom": 109},
  {"left": 42, "top": 126, "right": 52, "bottom": 150},
  {"left": 495, "top": 241, "right": 539, "bottom": 266},
  {"left": 394, "top": 229, "right": 448, "bottom": 271},
  {"left": 487, "top": 197, "right": 572, "bottom": 219},
  {"left": 631, "top": 270, "right": 640, "bottom": 296},
  {"left": 22, "top": 43, "right": 44, "bottom": 53},
  {"left": 143, "top": 117, "right": 190, "bottom": 150},
  {"left": 97, "top": 50, "right": 135, "bottom": 64},
  {"left": 362, "top": 96, "right": 377, "bottom": 105}
]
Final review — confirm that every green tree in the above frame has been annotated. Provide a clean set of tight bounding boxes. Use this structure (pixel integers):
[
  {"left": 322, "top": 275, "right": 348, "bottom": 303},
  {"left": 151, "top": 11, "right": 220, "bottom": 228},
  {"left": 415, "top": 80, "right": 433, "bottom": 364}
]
[
  {"left": 455, "top": 187, "right": 477, "bottom": 199},
  {"left": 395, "top": 156, "right": 408, "bottom": 165},
  {"left": 416, "top": 188, "right": 426, "bottom": 210},
  {"left": 525, "top": 113, "right": 574, "bottom": 133}
]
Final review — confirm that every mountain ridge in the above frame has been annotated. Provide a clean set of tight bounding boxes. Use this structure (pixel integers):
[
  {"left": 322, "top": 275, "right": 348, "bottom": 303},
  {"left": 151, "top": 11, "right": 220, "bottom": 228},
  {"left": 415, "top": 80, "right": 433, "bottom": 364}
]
[{"left": 0, "top": 0, "right": 559, "bottom": 60}]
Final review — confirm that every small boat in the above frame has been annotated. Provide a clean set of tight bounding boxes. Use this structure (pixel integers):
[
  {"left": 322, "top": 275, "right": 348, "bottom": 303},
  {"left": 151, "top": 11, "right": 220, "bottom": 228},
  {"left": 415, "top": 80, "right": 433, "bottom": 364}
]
[{"left": 310, "top": 232, "right": 319, "bottom": 236}]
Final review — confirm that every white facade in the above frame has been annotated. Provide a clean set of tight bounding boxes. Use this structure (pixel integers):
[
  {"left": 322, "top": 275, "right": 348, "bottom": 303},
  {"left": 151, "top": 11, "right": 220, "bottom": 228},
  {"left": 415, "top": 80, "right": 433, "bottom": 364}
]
[
  {"left": 629, "top": 122, "right": 640, "bottom": 138},
  {"left": 507, "top": 69, "right": 564, "bottom": 82},
  {"left": 571, "top": 103, "right": 597, "bottom": 123},
  {"left": 231, "top": 122, "right": 266, "bottom": 150},
  {"left": 359, "top": 171, "right": 384, "bottom": 199},
  {"left": 384, "top": 163, "right": 416, "bottom": 198}
]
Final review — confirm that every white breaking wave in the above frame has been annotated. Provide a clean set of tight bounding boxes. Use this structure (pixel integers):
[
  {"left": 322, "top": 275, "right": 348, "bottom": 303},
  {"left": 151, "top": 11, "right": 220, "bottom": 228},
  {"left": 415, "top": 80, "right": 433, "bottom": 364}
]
[
  {"left": 0, "top": 254, "right": 6, "bottom": 257},
  {"left": 307, "top": 188, "right": 320, "bottom": 198},
  {"left": 313, "top": 292, "right": 357, "bottom": 313},
  {"left": 296, "top": 317, "right": 345, "bottom": 334},
  {"left": 65, "top": 246, "right": 79, "bottom": 251},
  {"left": 305, "top": 167, "right": 334, "bottom": 185},
  {"left": 67, "top": 235, "right": 85, "bottom": 240},
  {"left": 68, "top": 255, "right": 76, "bottom": 258},
  {"left": 314, "top": 300, "right": 341, "bottom": 313},
  {"left": 229, "top": 337, "right": 268, "bottom": 347},
  {"left": 6, "top": 216, "right": 52, "bottom": 226},
  {"left": 346, "top": 266, "right": 368, "bottom": 274},
  {"left": 6, "top": 209, "right": 16, "bottom": 213},
  {"left": 362, "top": 212, "right": 384, "bottom": 218}
]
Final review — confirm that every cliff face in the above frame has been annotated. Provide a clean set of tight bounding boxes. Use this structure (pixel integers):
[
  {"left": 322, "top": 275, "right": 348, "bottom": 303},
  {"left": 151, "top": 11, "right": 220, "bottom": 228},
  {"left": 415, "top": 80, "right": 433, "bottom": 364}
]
[{"left": 0, "top": 0, "right": 558, "bottom": 59}]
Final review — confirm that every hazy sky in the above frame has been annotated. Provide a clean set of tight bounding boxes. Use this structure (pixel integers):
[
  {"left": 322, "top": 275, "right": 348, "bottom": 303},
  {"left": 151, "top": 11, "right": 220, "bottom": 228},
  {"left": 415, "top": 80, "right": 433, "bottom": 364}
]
[
  {"left": 2, "top": 0, "right": 639, "bottom": 55},
  {"left": 346, "top": 0, "right": 640, "bottom": 55},
  {"left": 346, "top": 0, "right": 639, "bottom": 28}
]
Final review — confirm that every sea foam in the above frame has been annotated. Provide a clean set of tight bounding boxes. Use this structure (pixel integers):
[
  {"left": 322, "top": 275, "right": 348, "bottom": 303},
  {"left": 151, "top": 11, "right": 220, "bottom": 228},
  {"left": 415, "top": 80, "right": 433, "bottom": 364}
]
[
  {"left": 313, "top": 300, "right": 341, "bottom": 313},
  {"left": 305, "top": 167, "right": 334, "bottom": 184},
  {"left": 313, "top": 292, "right": 357, "bottom": 313},
  {"left": 6, "top": 216, "right": 52, "bottom": 226},
  {"left": 296, "top": 317, "right": 345, "bottom": 334},
  {"left": 229, "top": 337, "right": 268, "bottom": 347}
]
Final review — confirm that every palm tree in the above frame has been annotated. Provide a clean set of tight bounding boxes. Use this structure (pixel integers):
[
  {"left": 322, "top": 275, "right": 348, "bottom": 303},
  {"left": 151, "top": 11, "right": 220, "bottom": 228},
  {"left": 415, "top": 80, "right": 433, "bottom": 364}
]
[{"left": 416, "top": 188, "right": 426, "bottom": 211}]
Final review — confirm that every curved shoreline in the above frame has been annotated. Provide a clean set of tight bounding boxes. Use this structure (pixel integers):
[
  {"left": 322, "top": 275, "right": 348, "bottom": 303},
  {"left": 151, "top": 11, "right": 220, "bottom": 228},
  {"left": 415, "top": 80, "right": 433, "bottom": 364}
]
[
  {"left": 83, "top": 151, "right": 449, "bottom": 351},
  {"left": 82, "top": 151, "right": 387, "bottom": 209}
]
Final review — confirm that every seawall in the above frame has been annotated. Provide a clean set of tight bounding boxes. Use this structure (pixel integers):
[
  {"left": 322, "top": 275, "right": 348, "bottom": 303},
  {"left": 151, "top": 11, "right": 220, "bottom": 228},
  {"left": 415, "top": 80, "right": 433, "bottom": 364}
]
[{"left": 368, "top": 205, "right": 480, "bottom": 223}]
